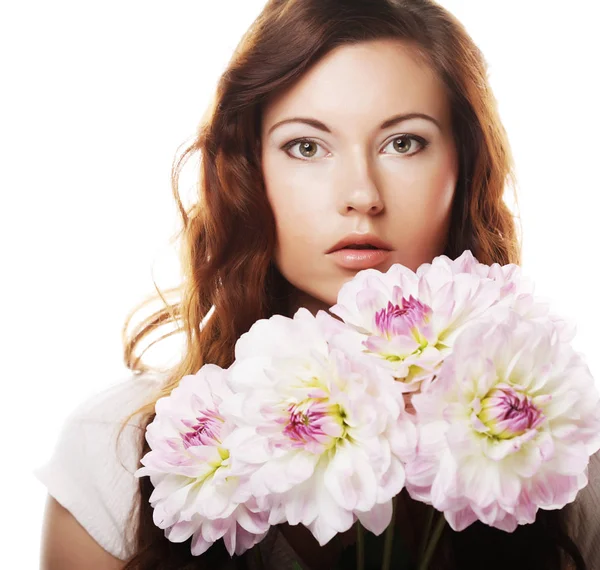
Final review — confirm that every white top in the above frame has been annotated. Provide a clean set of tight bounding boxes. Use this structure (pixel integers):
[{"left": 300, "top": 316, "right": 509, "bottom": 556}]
[
  {"left": 33, "top": 371, "right": 164, "bottom": 561},
  {"left": 33, "top": 371, "right": 600, "bottom": 568}
]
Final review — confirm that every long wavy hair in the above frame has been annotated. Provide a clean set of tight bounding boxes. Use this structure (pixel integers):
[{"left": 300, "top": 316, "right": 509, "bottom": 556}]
[{"left": 115, "top": 0, "right": 585, "bottom": 568}]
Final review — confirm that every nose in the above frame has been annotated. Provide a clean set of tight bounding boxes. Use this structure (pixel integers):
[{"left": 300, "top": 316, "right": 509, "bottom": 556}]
[{"left": 338, "top": 158, "right": 385, "bottom": 216}]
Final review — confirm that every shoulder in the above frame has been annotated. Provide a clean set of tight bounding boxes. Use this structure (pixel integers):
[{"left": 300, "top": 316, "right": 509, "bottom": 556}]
[
  {"left": 34, "top": 370, "right": 165, "bottom": 561},
  {"left": 563, "top": 449, "right": 600, "bottom": 568}
]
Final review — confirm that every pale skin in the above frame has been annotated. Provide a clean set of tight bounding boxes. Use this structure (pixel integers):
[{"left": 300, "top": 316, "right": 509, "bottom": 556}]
[
  {"left": 39, "top": 495, "right": 125, "bottom": 569},
  {"left": 260, "top": 38, "right": 460, "bottom": 568}
]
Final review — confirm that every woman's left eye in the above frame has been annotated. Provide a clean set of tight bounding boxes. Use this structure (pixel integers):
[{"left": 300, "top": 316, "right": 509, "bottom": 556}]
[
  {"left": 282, "top": 134, "right": 429, "bottom": 161},
  {"left": 382, "top": 135, "right": 429, "bottom": 157}
]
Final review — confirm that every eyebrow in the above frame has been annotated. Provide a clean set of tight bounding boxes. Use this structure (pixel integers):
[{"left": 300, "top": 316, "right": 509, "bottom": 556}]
[{"left": 267, "top": 112, "right": 441, "bottom": 136}]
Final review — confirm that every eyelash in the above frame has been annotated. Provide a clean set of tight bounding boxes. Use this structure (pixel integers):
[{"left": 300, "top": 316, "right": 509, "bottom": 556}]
[{"left": 281, "top": 134, "right": 430, "bottom": 161}]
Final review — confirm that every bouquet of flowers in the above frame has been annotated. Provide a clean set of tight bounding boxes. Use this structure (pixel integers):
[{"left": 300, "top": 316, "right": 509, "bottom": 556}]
[{"left": 134, "top": 250, "right": 600, "bottom": 569}]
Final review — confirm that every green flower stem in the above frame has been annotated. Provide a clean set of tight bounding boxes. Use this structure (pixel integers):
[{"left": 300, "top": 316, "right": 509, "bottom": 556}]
[
  {"left": 417, "top": 506, "right": 435, "bottom": 562},
  {"left": 356, "top": 521, "right": 365, "bottom": 570},
  {"left": 418, "top": 511, "right": 447, "bottom": 570},
  {"left": 381, "top": 495, "right": 397, "bottom": 570}
]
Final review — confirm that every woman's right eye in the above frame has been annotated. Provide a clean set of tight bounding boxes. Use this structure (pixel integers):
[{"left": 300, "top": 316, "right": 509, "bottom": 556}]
[{"left": 281, "top": 138, "right": 328, "bottom": 161}]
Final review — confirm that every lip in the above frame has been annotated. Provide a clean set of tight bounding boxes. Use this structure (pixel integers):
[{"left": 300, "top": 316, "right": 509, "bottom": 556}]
[
  {"left": 326, "top": 232, "right": 393, "bottom": 254},
  {"left": 328, "top": 248, "right": 392, "bottom": 270}
]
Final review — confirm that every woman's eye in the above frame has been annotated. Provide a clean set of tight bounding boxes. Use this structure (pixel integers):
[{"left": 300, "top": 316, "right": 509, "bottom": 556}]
[
  {"left": 381, "top": 135, "right": 429, "bottom": 157},
  {"left": 282, "top": 135, "right": 428, "bottom": 161},
  {"left": 282, "top": 139, "right": 328, "bottom": 160}
]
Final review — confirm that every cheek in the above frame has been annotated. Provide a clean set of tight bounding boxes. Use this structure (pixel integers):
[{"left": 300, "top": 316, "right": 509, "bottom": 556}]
[
  {"left": 266, "top": 176, "right": 331, "bottom": 253},
  {"left": 423, "top": 167, "right": 456, "bottom": 219},
  {"left": 388, "top": 155, "right": 456, "bottom": 222},
  {"left": 382, "top": 158, "right": 457, "bottom": 268},
  {"left": 264, "top": 170, "right": 339, "bottom": 303}
]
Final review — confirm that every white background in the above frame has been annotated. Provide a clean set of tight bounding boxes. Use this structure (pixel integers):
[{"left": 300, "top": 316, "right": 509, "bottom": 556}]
[{"left": 1, "top": 0, "right": 598, "bottom": 565}]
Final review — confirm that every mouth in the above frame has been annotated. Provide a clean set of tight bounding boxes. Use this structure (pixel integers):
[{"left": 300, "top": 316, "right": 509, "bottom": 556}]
[
  {"left": 325, "top": 233, "right": 394, "bottom": 255},
  {"left": 327, "top": 247, "right": 392, "bottom": 270},
  {"left": 337, "top": 244, "right": 380, "bottom": 251}
]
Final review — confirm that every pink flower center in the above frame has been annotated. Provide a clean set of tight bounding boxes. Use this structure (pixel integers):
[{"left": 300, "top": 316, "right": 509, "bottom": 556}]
[
  {"left": 477, "top": 383, "right": 545, "bottom": 439},
  {"left": 180, "top": 408, "right": 223, "bottom": 448},
  {"left": 281, "top": 399, "right": 345, "bottom": 450},
  {"left": 374, "top": 295, "right": 432, "bottom": 341}
]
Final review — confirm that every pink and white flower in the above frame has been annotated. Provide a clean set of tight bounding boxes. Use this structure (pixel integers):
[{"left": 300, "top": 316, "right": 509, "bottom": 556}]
[
  {"left": 223, "top": 307, "right": 417, "bottom": 545},
  {"left": 416, "top": 249, "right": 529, "bottom": 290},
  {"left": 417, "top": 250, "right": 576, "bottom": 343},
  {"left": 134, "top": 364, "right": 270, "bottom": 556},
  {"left": 404, "top": 310, "right": 600, "bottom": 532},
  {"left": 327, "top": 250, "right": 507, "bottom": 394}
]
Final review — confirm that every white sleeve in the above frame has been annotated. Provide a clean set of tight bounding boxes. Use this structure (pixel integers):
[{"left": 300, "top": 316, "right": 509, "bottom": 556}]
[{"left": 33, "top": 372, "right": 163, "bottom": 561}]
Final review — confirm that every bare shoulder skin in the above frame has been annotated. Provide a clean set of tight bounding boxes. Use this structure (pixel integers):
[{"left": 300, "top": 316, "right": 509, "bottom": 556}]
[{"left": 39, "top": 495, "right": 124, "bottom": 570}]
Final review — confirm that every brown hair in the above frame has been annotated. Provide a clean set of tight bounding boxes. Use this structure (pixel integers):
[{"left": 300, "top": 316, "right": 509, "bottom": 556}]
[{"left": 116, "top": 0, "right": 584, "bottom": 568}]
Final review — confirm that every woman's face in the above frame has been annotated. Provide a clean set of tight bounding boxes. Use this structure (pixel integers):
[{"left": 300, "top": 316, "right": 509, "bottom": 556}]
[{"left": 260, "top": 39, "right": 459, "bottom": 315}]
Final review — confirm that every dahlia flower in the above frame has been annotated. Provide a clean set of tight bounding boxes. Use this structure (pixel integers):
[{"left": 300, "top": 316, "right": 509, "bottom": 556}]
[
  {"left": 222, "top": 307, "right": 417, "bottom": 546},
  {"left": 134, "top": 364, "right": 270, "bottom": 556},
  {"left": 404, "top": 310, "right": 600, "bottom": 532},
  {"left": 327, "top": 250, "right": 507, "bottom": 394}
]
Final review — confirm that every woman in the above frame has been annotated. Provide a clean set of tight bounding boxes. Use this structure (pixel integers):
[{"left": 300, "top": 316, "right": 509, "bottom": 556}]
[{"left": 37, "top": 0, "right": 600, "bottom": 568}]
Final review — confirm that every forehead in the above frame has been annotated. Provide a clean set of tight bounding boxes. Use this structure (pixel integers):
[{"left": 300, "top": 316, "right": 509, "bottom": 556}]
[{"left": 262, "top": 38, "right": 451, "bottom": 136}]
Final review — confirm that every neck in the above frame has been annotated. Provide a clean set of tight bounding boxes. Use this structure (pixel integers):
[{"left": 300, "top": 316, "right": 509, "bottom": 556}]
[{"left": 287, "top": 290, "right": 331, "bottom": 318}]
